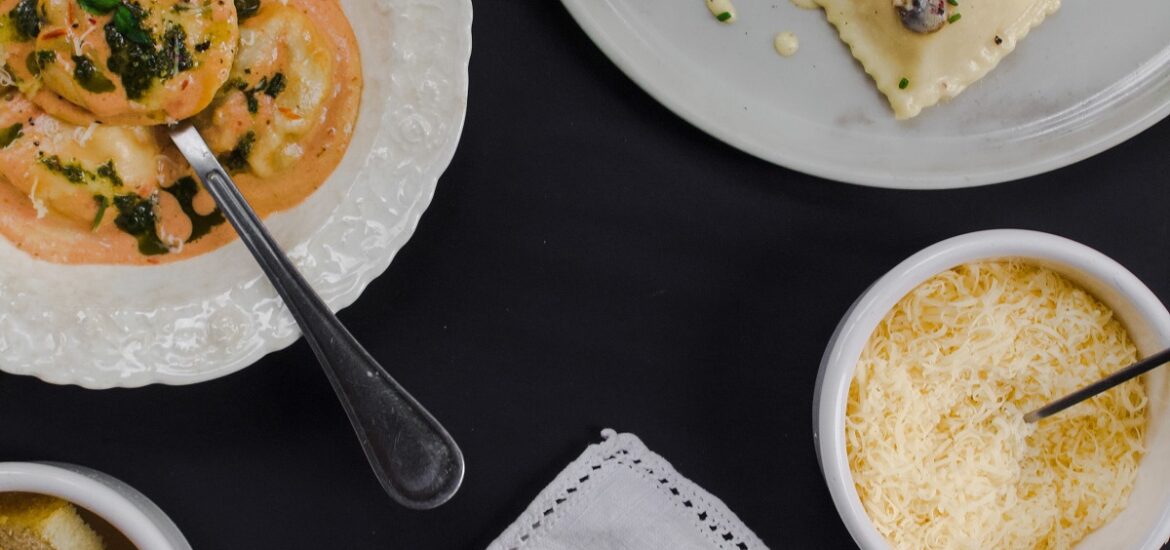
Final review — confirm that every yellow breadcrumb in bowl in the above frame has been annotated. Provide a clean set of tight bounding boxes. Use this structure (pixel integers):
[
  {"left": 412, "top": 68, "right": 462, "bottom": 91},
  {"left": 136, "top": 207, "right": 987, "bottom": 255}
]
[
  {"left": 0, "top": 492, "right": 106, "bottom": 550},
  {"left": 0, "top": 463, "right": 190, "bottom": 549}
]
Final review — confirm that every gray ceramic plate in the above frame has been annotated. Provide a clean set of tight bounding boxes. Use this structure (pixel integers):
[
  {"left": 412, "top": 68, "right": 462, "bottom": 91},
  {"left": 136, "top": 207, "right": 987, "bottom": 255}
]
[{"left": 562, "top": 0, "right": 1170, "bottom": 188}]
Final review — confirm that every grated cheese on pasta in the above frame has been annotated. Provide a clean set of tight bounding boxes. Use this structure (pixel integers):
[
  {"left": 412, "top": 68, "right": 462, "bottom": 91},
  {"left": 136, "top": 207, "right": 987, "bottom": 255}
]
[{"left": 847, "top": 262, "right": 1148, "bottom": 550}]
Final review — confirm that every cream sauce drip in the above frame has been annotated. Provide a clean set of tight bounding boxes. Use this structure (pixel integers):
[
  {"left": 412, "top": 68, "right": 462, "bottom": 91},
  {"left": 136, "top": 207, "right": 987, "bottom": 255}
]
[{"left": 773, "top": 32, "right": 799, "bottom": 57}]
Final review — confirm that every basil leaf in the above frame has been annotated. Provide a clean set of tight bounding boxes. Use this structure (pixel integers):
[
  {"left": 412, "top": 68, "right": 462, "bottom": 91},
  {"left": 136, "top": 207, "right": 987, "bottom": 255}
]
[
  {"left": 78, "top": 0, "right": 120, "bottom": 15},
  {"left": 113, "top": 4, "right": 151, "bottom": 45}
]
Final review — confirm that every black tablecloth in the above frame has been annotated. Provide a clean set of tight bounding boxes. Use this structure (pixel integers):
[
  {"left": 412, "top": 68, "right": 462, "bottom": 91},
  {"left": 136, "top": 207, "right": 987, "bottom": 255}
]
[{"left": 4, "top": 3, "right": 1169, "bottom": 549}]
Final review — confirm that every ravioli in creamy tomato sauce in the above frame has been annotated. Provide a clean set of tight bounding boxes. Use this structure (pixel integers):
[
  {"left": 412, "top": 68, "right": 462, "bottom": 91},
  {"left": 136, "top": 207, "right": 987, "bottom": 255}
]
[{"left": 0, "top": 0, "right": 361, "bottom": 264}]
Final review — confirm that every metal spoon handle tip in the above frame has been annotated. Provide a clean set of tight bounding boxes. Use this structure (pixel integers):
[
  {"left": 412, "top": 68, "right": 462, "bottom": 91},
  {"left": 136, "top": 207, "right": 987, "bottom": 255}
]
[
  {"left": 1024, "top": 346, "right": 1170, "bottom": 423},
  {"left": 167, "top": 122, "right": 464, "bottom": 509}
]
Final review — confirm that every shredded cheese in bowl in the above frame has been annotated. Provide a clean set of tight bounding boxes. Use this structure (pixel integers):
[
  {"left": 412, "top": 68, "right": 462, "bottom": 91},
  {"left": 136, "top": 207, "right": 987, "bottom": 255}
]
[{"left": 847, "top": 261, "right": 1148, "bottom": 550}]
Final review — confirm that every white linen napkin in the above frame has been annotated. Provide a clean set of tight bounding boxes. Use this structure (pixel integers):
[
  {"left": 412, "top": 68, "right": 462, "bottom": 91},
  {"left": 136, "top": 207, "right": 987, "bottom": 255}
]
[{"left": 488, "top": 430, "right": 769, "bottom": 550}]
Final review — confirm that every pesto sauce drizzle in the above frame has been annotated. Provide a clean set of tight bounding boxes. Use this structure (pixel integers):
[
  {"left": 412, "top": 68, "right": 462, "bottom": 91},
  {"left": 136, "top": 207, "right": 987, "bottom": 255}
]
[
  {"left": 39, "top": 155, "right": 88, "bottom": 184},
  {"left": 0, "top": 123, "right": 21, "bottom": 148},
  {"left": 96, "top": 161, "right": 123, "bottom": 186},
  {"left": 39, "top": 155, "right": 124, "bottom": 187},
  {"left": 107, "top": 176, "right": 227, "bottom": 255},
  {"left": 230, "top": 73, "right": 286, "bottom": 114},
  {"left": 27, "top": 50, "right": 54, "bottom": 76},
  {"left": 34, "top": 155, "right": 204, "bottom": 257},
  {"left": 104, "top": 20, "right": 157, "bottom": 100},
  {"left": 163, "top": 176, "right": 225, "bottom": 243},
  {"left": 218, "top": 131, "right": 255, "bottom": 172},
  {"left": 234, "top": 0, "right": 261, "bottom": 21},
  {"left": 264, "top": 72, "right": 286, "bottom": 98},
  {"left": 73, "top": 55, "right": 116, "bottom": 93},
  {"left": 163, "top": 23, "right": 194, "bottom": 73},
  {"left": 113, "top": 193, "right": 169, "bottom": 256},
  {"left": 103, "top": 6, "right": 196, "bottom": 100},
  {"left": 9, "top": 0, "right": 40, "bottom": 41}
]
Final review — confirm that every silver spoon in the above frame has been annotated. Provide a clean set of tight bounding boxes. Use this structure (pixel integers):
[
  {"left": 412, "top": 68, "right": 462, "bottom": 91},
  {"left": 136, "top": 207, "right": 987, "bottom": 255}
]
[
  {"left": 168, "top": 122, "right": 464, "bottom": 509},
  {"left": 1024, "top": 346, "right": 1170, "bottom": 423}
]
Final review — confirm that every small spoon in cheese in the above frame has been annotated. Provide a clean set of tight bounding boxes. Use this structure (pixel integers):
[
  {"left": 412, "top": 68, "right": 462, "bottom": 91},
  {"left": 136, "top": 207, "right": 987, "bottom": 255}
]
[{"left": 1026, "top": 346, "right": 1170, "bottom": 422}]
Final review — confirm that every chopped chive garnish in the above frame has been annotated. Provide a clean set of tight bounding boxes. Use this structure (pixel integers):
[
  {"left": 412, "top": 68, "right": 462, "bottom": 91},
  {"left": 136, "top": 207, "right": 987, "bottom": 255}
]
[
  {"left": 899, "top": 78, "right": 909, "bottom": 90},
  {"left": 92, "top": 195, "right": 109, "bottom": 230},
  {"left": 716, "top": 11, "right": 733, "bottom": 22},
  {"left": 948, "top": 13, "right": 961, "bottom": 23}
]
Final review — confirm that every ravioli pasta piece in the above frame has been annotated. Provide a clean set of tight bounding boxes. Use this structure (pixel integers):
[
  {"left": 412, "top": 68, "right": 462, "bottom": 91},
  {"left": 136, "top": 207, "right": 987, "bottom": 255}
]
[
  {"left": 0, "top": 90, "right": 227, "bottom": 259},
  {"left": 816, "top": 0, "right": 1060, "bottom": 119},
  {"left": 0, "top": 92, "right": 163, "bottom": 227},
  {"left": 31, "top": 0, "right": 239, "bottom": 125},
  {"left": 197, "top": 0, "right": 335, "bottom": 178}
]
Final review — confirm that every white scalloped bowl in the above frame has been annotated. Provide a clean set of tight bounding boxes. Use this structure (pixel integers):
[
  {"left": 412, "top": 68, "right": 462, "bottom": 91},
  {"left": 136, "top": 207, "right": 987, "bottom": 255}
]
[
  {"left": 813, "top": 230, "right": 1170, "bottom": 549},
  {"left": 0, "top": 0, "right": 472, "bottom": 388},
  {"left": 0, "top": 462, "right": 190, "bottom": 550}
]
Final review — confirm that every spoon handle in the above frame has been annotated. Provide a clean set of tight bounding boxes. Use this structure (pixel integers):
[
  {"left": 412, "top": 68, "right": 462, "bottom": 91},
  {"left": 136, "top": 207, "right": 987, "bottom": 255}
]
[
  {"left": 168, "top": 123, "right": 464, "bottom": 509},
  {"left": 1024, "top": 346, "right": 1170, "bottom": 423}
]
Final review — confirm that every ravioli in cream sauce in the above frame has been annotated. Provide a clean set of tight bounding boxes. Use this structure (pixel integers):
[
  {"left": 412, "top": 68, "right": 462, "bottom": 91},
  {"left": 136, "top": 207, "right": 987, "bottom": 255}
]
[{"left": 0, "top": 0, "right": 361, "bottom": 264}]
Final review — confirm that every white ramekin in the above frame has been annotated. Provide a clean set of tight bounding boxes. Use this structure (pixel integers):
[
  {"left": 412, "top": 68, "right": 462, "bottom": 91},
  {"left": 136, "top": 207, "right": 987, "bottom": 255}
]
[
  {"left": 0, "top": 462, "right": 191, "bottom": 550},
  {"left": 813, "top": 229, "right": 1170, "bottom": 550}
]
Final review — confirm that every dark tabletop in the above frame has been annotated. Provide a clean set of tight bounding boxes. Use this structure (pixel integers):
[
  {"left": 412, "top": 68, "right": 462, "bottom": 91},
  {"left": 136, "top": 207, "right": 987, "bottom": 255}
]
[{"left": 4, "top": 2, "right": 1170, "bottom": 549}]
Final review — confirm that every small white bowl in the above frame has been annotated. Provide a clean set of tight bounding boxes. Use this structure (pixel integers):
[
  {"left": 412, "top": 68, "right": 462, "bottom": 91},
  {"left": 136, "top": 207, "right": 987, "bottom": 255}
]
[
  {"left": 813, "top": 229, "right": 1170, "bottom": 550},
  {"left": 0, "top": 462, "right": 191, "bottom": 550}
]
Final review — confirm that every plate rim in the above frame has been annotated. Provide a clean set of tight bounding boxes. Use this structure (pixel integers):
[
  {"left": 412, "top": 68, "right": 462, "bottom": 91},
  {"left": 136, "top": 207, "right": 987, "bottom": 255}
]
[{"left": 560, "top": 0, "right": 1170, "bottom": 189}]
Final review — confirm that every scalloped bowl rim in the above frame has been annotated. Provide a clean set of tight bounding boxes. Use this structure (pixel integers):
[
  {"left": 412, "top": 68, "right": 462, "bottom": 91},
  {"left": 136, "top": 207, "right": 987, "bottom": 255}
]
[{"left": 0, "top": 0, "right": 473, "bottom": 389}]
